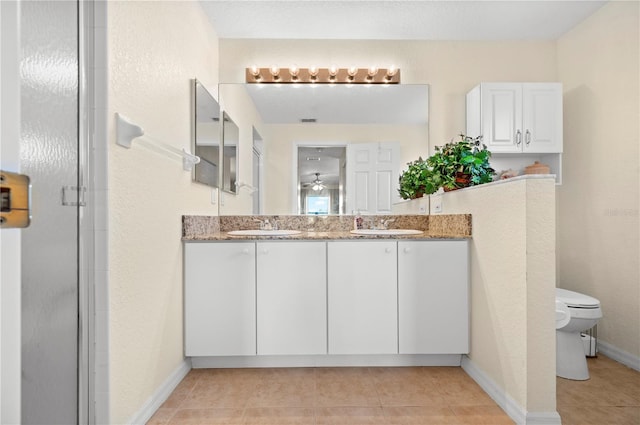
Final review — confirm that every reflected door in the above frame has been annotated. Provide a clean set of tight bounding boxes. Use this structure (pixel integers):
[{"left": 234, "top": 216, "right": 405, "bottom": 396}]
[{"left": 346, "top": 142, "right": 400, "bottom": 214}]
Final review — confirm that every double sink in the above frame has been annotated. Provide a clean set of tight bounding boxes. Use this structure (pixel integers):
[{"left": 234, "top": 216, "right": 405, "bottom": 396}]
[{"left": 227, "top": 229, "right": 423, "bottom": 237}]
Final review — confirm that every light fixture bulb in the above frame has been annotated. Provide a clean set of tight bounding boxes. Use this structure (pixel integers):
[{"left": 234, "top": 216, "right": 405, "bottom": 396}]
[
  {"left": 249, "top": 65, "right": 262, "bottom": 81},
  {"left": 368, "top": 66, "right": 378, "bottom": 76},
  {"left": 387, "top": 65, "right": 398, "bottom": 76},
  {"left": 309, "top": 66, "right": 319, "bottom": 77},
  {"left": 270, "top": 66, "right": 280, "bottom": 77},
  {"left": 289, "top": 65, "right": 299, "bottom": 77},
  {"left": 328, "top": 65, "right": 338, "bottom": 76}
]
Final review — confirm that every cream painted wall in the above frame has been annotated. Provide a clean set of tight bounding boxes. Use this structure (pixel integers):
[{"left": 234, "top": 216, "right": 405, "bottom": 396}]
[
  {"left": 557, "top": 1, "right": 640, "bottom": 360},
  {"left": 108, "top": 2, "right": 219, "bottom": 422},
  {"left": 432, "top": 176, "right": 557, "bottom": 414}
]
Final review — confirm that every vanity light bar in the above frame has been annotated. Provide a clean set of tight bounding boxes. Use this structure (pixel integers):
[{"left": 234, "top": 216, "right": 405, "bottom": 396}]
[{"left": 245, "top": 67, "right": 401, "bottom": 84}]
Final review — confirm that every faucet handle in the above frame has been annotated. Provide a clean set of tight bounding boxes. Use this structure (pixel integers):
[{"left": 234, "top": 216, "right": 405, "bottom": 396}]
[
  {"left": 382, "top": 218, "right": 395, "bottom": 229},
  {"left": 253, "top": 218, "right": 265, "bottom": 229}
]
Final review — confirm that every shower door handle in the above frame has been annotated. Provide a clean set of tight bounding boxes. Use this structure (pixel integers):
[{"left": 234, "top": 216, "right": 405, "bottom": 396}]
[{"left": 0, "top": 170, "right": 31, "bottom": 228}]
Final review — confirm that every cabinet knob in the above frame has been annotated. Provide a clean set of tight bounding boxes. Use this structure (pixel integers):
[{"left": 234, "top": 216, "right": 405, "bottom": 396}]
[
  {"left": 404, "top": 247, "right": 411, "bottom": 253},
  {"left": 261, "top": 248, "right": 269, "bottom": 255},
  {"left": 241, "top": 248, "right": 250, "bottom": 255},
  {"left": 385, "top": 247, "right": 392, "bottom": 253}
]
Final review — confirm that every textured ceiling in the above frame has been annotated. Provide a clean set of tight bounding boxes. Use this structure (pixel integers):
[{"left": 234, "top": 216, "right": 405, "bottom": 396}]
[{"left": 200, "top": 1, "right": 607, "bottom": 41}]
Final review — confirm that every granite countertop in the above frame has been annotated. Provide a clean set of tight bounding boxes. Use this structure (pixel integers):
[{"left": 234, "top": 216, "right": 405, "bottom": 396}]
[
  {"left": 185, "top": 231, "right": 469, "bottom": 241},
  {"left": 182, "top": 214, "right": 472, "bottom": 241}
]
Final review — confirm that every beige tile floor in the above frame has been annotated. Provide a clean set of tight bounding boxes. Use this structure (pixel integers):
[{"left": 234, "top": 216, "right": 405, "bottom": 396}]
[
  {"left": 557, "top": 355, "right": 640, "bottom": 425},
  {"left": 148, "top": 355, "right": 639, "bottom": 425}
]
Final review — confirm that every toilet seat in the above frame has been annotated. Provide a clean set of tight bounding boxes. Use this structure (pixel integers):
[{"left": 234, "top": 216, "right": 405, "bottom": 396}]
[
  {"left": 555, "top": 299, "right": 571, "bottom": 329},
  {"left": 556, "top": 288, "right": 600, "bottom": 308}
]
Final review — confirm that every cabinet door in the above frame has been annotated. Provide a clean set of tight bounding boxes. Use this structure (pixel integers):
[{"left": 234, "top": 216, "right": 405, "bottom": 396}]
[
  {"left": 256, "top": 241, "right": 327, "bottom": 355},
  {"left": 481, "top": 83, "right": 523, "bottom": 153},
  {"left": 522, "top": 83, "right": 563, "bottom": 153},
  {"left": 398, "top": 240, "right": 469, "bottom": 354},
  {"left": 328, "top": 241, "right": 398, "bottom": 354},
  {"left": 184, "top": 242, "right": 256, "bottom": 356}
]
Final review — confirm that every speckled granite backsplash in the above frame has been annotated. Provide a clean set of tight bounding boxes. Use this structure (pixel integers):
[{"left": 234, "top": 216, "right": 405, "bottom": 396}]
[{"left": 182, "top": 214, "right": 471, "bottom": 240}]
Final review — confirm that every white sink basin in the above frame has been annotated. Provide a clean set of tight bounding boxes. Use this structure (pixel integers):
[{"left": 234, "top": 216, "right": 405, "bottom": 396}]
[
  {"left": 350, "top": 229, "right": 424, "bottom": 236},
  {"left": 227, "top": 229, "right": 302, "bottom": 237}
]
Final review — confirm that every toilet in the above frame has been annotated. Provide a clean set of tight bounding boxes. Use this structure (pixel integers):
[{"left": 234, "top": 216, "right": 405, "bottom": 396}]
[{"left": 555, "top": 288, "right": 602, "bottom": 380}]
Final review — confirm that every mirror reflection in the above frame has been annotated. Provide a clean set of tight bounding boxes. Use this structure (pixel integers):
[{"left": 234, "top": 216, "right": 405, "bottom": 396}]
[
  {"left": 222, "top": 112, "right": 239, "bottom": 194},
  {"left": 298, "top": 146, "right": 346, "bottom": 215},
  {"left": 192, "top": 79, "right": 220, "bottom": 188},
  {"left": 217, "top": 83, "right": 429, "bottom": 215}
]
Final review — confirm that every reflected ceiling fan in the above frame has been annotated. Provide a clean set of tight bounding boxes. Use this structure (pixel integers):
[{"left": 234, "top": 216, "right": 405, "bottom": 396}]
[{"left": 302, "top": 173, "right": 325, "bottom": 191}]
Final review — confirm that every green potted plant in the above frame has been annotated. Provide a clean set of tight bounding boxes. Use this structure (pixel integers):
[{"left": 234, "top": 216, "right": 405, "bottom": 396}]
[
  {"left": 427, "top": 134, "right": 495, "bottom": 190},
  {"left": 397, "top": 157, "right": 443, "bottom": 200}
]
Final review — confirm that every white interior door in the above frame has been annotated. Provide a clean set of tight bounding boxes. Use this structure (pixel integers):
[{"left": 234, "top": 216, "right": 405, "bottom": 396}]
[{"left": 346, "top": 142, "right": 400, "bottom": 214}]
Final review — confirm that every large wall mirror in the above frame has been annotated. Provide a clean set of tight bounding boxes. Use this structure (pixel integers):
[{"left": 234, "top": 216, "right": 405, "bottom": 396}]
[
  {"left": 192, "top": 79, "right": 220, "bottom": 188},
  {"left": 217, "top": 83, "right": 429, "bottom": 215}
]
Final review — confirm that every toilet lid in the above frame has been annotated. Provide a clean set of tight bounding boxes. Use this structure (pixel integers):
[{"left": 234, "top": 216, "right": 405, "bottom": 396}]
[{"left": 556, "top": 288, "right": 600, "bottom": 308}]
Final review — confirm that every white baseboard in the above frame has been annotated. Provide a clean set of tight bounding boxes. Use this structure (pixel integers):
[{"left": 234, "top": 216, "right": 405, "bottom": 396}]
[
  {"left": 598, "top": 340, "right": 640, "bottom": 372},
  {"left": 127, "top": 358, "right": 192, "bottom": 425},
  {"left": 461, "top": 356, "right": 561, "bottom": 425},
  {"left": 191, "top": 354, "right": 462, "bottom": 368}
]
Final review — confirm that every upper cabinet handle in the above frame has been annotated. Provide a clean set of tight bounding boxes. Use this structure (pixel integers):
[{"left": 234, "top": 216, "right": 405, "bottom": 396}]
[
  {"left": 525, "top": 130, "right": 531, "bottom": 146},
  {"left": 516, "top": 130, "right": 522, "bottom": 145}
]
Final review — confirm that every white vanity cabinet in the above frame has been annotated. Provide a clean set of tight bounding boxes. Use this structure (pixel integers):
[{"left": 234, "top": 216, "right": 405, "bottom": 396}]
[
  {"left": 256, "top": 241, "right": 327, "bottom": 355},
  {"left": 466, "top": 83, "right": 562, "bottom": 154},
  {"left": 398, "top": 240, "right": 469, "bottom": 354},
  {"left": 327, "top": 241, "right": 398, "bottom": 354},
  {"left": 184, "top": 242, "right": 256, "bottom": 356}
]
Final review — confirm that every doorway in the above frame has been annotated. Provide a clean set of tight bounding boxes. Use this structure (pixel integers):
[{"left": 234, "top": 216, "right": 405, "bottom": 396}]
[{"left": 297, "top": 146, "right": 347, "bottom": 215}]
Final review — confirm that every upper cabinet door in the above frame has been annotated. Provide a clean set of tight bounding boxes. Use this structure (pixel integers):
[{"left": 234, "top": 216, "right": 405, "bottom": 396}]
[
  {"left": 481, "top": 83, "right": 523, "bottom": 153},
  {"left": 522, "top": 83, "right": 563, "bottom": 153},
  {"left": 468, "top": 83, "right": 563, "bottom": 154}
]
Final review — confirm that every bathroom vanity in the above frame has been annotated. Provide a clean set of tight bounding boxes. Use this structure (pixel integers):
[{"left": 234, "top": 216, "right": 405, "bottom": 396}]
[{"left": 182, "top": 214, "right": 471, "bottom": 367}]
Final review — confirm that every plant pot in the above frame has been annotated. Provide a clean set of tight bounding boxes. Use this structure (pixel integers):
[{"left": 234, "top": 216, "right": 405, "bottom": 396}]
[
  {"left": 412, "top": 188, "right": 425, "bottom": 199},
  {"left": 443, "top": 173, "right": 470, "bottom": 192}
]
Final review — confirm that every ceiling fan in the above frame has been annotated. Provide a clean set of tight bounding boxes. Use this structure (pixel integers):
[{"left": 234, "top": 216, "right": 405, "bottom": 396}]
[{"left": 302, "top": 173, "right": 325, "bottom": 191}]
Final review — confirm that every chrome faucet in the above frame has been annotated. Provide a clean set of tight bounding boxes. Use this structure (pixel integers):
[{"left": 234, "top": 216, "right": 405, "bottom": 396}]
[
  {"left": 253, "top": 218, "right": 269, "bottom": 230},
  {"left": 254, "top": 218, "right": 277, "bottom": 230},
  {"left": 380, "top": 218, "right": 395, "bottom": 230}
]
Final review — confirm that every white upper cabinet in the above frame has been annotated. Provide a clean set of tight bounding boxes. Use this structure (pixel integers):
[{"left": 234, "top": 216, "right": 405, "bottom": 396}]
[
  {"left": 467, "top": 83, "right": 563, "bottom": 154},
  {"left": 256, "top": 241, "right": 327, "bottom": 355}
]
